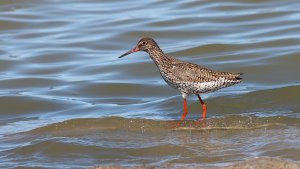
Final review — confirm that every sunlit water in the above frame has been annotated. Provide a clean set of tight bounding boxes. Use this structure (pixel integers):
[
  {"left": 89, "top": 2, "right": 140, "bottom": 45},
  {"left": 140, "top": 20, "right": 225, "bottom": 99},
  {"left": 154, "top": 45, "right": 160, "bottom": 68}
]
[{"left": 0, "top": 0, "right": 300, "bottom": 168}]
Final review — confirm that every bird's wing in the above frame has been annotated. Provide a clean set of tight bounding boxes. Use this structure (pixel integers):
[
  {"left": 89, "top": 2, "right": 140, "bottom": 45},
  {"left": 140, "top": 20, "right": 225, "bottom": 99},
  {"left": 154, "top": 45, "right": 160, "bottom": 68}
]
[
  {"left": 169, "top": 58, "right": 242, "bottom": 83},
  {"left": 170, "top": 61, "right": 220, "bottom": 83}
]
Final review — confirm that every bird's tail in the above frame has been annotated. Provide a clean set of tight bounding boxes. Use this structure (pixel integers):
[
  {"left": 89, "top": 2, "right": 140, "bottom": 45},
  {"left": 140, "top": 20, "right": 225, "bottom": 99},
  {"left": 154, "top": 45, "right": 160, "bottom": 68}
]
[
  {"left": 234, "top": 72, "right": 243, "bottom": 80},
  {"left": 220, "top": 72, "right": 243, "bottom": 81}
]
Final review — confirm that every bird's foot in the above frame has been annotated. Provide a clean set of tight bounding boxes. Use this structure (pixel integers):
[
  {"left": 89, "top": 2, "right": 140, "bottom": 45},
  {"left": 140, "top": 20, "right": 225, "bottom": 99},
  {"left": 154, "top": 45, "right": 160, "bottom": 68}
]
[
  {"left": 168, "top": 120, "right": 185, "bottom": 129},
  {"left": 194, "top": 118, "right": 207, "bottom": 128}
]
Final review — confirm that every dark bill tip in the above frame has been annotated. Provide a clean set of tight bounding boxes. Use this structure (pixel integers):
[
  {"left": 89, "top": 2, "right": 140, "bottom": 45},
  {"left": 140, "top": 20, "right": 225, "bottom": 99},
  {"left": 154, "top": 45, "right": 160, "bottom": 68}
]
[{"left": 118, "top": 52, "right": 130, "bottom": 58}]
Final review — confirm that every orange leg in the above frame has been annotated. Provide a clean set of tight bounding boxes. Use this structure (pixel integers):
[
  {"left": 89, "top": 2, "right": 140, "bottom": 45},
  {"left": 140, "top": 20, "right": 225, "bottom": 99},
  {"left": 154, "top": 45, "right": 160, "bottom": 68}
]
[
  {"left": 197, "top": 94, "right": 207, "bottom": 119},
  {"left": 181, "top": 98, "right": 188, "bottom": 120}
]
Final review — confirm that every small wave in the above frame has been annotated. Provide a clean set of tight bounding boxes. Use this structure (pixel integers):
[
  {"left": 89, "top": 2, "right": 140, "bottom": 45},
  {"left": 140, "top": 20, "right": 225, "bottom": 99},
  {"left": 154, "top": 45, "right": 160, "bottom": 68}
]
[{"left": 19, "top": 114, "right": 294, "bottom": 138}]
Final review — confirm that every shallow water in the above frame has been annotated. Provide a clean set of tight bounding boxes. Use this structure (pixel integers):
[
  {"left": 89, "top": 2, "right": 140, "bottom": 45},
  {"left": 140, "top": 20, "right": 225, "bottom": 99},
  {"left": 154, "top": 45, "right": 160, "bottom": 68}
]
[{"left": 1, "top": 0, "right": 300, "bottom": 168}]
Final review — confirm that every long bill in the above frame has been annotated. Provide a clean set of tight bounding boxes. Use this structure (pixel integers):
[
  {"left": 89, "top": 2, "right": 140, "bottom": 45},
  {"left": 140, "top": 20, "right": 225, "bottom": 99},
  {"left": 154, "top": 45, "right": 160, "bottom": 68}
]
[{"left": 118, "top": 46, "right": 139, "bottom": 58}]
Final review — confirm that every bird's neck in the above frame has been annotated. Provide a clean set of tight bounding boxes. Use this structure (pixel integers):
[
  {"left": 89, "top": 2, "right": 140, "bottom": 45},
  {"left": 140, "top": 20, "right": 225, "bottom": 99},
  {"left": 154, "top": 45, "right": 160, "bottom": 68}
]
[{"left": 147, "top": 46, "right": 170, "bottom": 68}]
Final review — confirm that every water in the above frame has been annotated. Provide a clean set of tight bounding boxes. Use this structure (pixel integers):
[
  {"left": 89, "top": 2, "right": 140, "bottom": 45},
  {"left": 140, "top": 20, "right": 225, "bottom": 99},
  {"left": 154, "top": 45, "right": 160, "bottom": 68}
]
[{"left": 1, "top": 0, "right": 300, "bottom": 168}]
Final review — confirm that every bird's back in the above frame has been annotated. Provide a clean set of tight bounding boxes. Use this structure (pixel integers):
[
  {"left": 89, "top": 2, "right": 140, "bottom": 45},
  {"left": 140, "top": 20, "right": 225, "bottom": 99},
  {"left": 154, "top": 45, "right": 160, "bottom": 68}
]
[{"left": 159, "top": 56, "right": 242, "bottom": 95}]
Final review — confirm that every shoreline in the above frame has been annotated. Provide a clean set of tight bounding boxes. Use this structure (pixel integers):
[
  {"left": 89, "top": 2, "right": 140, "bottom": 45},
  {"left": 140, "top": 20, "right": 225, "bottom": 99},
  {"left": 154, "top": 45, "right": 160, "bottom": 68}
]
[{"left": 91, "top": 157, "right": 300, "bottom": 169}]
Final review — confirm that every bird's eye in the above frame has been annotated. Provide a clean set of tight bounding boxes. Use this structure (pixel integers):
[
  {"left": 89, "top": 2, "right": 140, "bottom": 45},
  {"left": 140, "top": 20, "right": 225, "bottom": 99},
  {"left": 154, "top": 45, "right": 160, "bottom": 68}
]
[{"left": 142, "top": 41, "right": 147, "bottom": 45}]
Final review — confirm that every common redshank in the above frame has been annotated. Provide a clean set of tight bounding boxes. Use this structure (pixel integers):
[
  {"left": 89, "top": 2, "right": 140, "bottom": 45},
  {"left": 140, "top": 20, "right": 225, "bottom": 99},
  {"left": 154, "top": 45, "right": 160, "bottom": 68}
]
[{"left": 119, "top": 37, "right": 242, "bottom": 121}]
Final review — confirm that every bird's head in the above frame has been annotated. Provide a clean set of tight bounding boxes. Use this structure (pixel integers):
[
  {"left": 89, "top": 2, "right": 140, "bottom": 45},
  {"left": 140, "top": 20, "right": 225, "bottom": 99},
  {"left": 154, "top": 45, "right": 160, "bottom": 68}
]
[{"left": 118, "top": 37, "right": 156, "bottom": 58}]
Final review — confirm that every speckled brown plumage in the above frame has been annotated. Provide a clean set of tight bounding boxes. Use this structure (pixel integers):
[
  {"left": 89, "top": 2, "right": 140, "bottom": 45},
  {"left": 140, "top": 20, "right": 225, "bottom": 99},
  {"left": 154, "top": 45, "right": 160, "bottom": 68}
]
[{"left": 119, "top": 37, "right": 243, "bottom": 120}]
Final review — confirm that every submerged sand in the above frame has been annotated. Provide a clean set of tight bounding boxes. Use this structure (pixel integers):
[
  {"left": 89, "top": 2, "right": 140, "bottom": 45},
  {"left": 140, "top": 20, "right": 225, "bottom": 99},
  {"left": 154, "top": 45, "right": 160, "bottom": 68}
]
[{"left": 91, "top": 157, "right": 300, "bottom": 169}]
